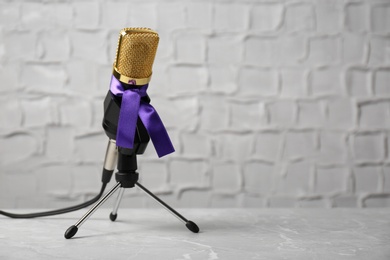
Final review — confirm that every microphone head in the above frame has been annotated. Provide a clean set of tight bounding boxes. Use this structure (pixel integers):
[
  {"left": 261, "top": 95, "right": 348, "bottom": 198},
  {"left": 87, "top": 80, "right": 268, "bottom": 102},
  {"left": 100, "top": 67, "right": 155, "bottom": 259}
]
[{"left": 113, "top": 28, "right": 159, "bottom": 85}]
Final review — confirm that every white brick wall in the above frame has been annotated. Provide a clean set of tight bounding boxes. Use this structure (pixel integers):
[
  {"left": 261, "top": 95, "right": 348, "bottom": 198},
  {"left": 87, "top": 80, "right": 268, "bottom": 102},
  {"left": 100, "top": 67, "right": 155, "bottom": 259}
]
[{"left": 0, "top": 0, "right": 390, "bottom": 209}]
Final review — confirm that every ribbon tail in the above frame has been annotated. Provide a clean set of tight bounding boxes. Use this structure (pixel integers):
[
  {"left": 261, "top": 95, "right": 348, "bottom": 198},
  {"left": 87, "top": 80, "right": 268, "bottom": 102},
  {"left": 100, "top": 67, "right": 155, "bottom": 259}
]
[
  {"left": 116, "top": 91, "right": 140, "bottom": 149},
  {"left": 139, "top": 103, "right": 175, "bottom": 158}
]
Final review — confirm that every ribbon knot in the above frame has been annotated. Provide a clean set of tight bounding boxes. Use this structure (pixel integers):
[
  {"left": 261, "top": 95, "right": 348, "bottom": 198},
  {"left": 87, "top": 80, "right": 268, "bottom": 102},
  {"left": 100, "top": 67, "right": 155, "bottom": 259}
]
[{"left": 110, "top": 76, "right": 175, "bottom": 157}]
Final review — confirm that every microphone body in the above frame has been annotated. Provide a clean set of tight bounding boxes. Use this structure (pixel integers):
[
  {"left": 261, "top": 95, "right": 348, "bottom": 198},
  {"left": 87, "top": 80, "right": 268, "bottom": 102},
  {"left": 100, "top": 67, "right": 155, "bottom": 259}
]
[{"left": 102, "top": 28, "right": 174, "bottom": 158}]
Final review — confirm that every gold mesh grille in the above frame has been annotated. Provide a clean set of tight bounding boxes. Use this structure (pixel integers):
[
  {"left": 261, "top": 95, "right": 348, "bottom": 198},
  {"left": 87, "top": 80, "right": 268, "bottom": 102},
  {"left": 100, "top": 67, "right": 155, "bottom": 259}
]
[{"left": 114, "top": 28, "right": 159, "bottom": 80}]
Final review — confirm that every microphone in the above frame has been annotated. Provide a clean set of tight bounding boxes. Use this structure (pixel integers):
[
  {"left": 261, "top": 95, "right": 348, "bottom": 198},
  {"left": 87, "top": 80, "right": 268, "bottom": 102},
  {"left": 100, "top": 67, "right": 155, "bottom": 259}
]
[{"left": 107, "top": 28, "right": 174, "bottom": 158}]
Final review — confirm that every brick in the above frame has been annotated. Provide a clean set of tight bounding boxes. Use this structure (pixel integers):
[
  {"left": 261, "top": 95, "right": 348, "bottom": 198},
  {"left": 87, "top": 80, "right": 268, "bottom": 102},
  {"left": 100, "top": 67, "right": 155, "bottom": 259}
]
[
  {"left": 315, "top": 167, "right": 347, "bottom": 194},
  {"left": 0, "top": 99, "right": 22, "bottom": 130},
  {"left": 244, "top": 37, "right": 277, "bottom": 66},
  {"left": 50, "top": 3, "right": 73, "bottom": 28},
  {"left": 96, "top": 65, "right": 112, "bottom": 93},
  {"left": 200, "top": 95, "right": 229, "bottom": 131},
  {"left": 38, "top": 31, "right": 70, "bottom": 62},
  {"left": 66, "top": 61, "right": 98, "bottom": 94},
  {"left": 307, "top": 36, "right": 340, "bottom": 65},
  {"left": 4, "top": 31, "right": 36, "bottom": 61},
  {"left": 210, "top": 195, "right": 238, "bottom": 208},
  {"left": 214, "top": 3, "right": 248, "bottom": 31},
  {"left": 284, "top": 131, "right": 317, "bottom": 159},
  {"left": 230, "top": 101, "right": 266, "bottom": 130},
  {"left": 354, "top": 166, "right": 380, "bottom": 193},
  {"left": 180, "top": 190, "right": 210, "bottom": 207},
  {"left": 70, "top": 31, "right": 107, "bottom": 64},
  {"left": 368, "top": 37, "right": 390, "bottom": 66},
  {"left": 315, "top": 0, "right": 342, "bottom": 33},
  {"left": 276, "top": 161, "right": 311, "bottom": 195},
  {"left": 284, "top": 3, "right": 315, "bottom": 32},
  {"left": 45, "top": 126, "right": 74, "bottom": 161},
  {"left": 175, "top": 32, "right": 205, "bottom": 64},
  {"left": 268, "top": 100, "right": 297, "bottom": 126},
  {"left": 359, "top": 102, "right": 390, "bottom": 128},
  {"left": 21, "top": 3, "right": 51, "bottom": 30},
  {"left": 186, "top": 2, "right": 213, "bottom": 30},
  {"left": 342, "top": 33, "right": 366, "bottom": 63},
  {"left": 280, "top": 69, "right": 306, "bottom": 98},
  {"left": 241, "top": 194, "right": 267, "bottom": 207},
  {"left": 371, "top": 4, "right": 390, "bottom": 33},
  {"left": 129, "top": 3, "right": 158, "bottom": 30},
  {"left": 245, "top": 36, "right": 305, "bottom": 66},
  {"left": 71, "top": 164, "right": 101, "bottom": 193},
  {"left": 243, "top": 162, "right": 274, "bottom": 195},
  {"left": 215, "top": 134, "right": 253, "bottom": 161},
  {"left": 238, "top": 67, "right": 278, "bottom": 97},
  {"left": 345, "top": 3, "right": 369, "bottom": 32},
  {"left": 0, "top": 133, "right": 37, "bottom": 165},
  {"left": 91, "top": 98, "right": 105, "bottom": 128},
  {"left": 20, "top": 97, "right": 53, "bottom": 127},
  {"left": 22, "top": 63, "right": 67, "bottom": 91},
  {"left": 170, "top": 160, "right": 208, "bottom": 188},
  {"left": 383, "top": 166, "right": 390, "bottom": 192},
  {"left": 310, "top": 67, "right": 342, "bottom": 96},
  {"left": 364, "top": 196, "right": 390, "bottom": 207},
  {"left": 101, "top": 2, "right": 128, "bottom": 29},
  {"left": 59, "top": 100, "right": 92, "bottom": 127},
  {"left": 254, "top": 131, "right": 282, "bottom": 162},
  {"left": 153, "top": 96, "right": 198, "bottom": 131},
  {"left": 181, "top": 132, "right": 212, "bottom": 158},
  {"left": 208, "top": 36, "right": 241, "bottom": 64},
  {"left": 352, "top": 133, "right": 384, "bottom": 161},
  {"left": 298, "top": 100, "right": 325, "bottom": 127},
  {"left": 327, "top": 98, "right": 354, "bottom": 129},
  {"left": 346, "top": 68, "right": 371, "bottom": 97},
  {"left": 73, "top": 2, "right": 100, "bottom": 30},
  {"left": 212, "top": 163, "right": 241, "bottom": 193},
  {"left": 251, "top": 3, "right": 283, "bottom": 31},
  {"left": 268, "top": 197, "right": 297, "bottom": 207},
  {"left": 107, "top": 31, "right": 120, "bottom": 63},
  {"left": 209, "top": 65, "right": 237, "bottom": 94},
  {"left": 73, "top": 133, "right": 107, "bottom": 163},
  {"left": 0, "top": 3, "right": 19, "bottom": 29},
  {"left": 167, "top": 65, "right": 207, "bottom": 95},
  {"left": 0, "top": 63, "right": 18, "bottom": 93},
  {"left": 0, "top": 172, "right": 37, "bottom": 199},
  {"left": 35, "top": 164, "right": 72, "bottom": 195},
  {"left": 333, "top": 195, "right": 358, "bottom": 207},
  {"left": 282, "top": 36, "right": 307, "bottom": 64},
  {"left": 157, "top": 3, "right": 186, "bottom": 32},
  {"left": 319, "top": 131, "right": 347, "bottom": 164},
  {"left": 138, "top": 161, "right": 167, "bottom": 191},
  {"left": 158, "top": 35, "right": 174, "bottom": 62},
  {"left": 374, "top": 69, "right": 390, "bottom": 96},
  {"left": 298, "top": 198, "right": 328, "bottom": 208}
]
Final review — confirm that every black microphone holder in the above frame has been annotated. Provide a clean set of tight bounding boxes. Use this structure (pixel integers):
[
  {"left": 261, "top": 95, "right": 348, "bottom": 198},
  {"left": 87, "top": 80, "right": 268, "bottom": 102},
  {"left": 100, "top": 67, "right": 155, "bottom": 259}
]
[{"left": 64, "top": 91, "right": 199, "bottom": 239}]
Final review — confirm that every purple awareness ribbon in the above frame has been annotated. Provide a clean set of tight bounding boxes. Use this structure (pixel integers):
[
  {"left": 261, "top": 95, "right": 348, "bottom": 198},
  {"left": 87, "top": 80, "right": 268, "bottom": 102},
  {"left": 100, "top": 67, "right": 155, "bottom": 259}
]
[{"left": 109, "top": 75, "right": 175, "bottom": 158}]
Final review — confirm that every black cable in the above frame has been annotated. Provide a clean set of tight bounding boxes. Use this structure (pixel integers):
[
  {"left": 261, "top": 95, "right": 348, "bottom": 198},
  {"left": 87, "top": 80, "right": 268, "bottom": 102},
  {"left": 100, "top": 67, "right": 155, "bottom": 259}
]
[{"left": 0, "top": 183, "right": 107, "bottom": 218}]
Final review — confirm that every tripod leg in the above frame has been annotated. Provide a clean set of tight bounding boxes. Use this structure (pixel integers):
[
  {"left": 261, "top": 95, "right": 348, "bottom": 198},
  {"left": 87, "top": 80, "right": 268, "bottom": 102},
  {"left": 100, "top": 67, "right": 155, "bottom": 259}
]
[
  {"left": 110, "top": 187, "right": 125, "bottom": 221},
  {"left": 64, "top": 182, "right": 122, "bottom": 239},
  {"left": 135, "top": 182, "right": 199, "bottom": 233}
]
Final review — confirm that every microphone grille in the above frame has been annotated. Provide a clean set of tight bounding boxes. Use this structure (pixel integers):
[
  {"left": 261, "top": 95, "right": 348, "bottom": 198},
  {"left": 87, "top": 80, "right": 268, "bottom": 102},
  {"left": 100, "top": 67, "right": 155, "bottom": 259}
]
[{"left": 114, "top": 28, "right": 159, "bottom": 81}]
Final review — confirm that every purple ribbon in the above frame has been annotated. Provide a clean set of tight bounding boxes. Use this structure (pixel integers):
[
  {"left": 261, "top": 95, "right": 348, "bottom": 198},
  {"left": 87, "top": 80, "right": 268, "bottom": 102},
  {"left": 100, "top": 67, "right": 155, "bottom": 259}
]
[{"left": 110, "top": 76, "right": 175, "bottom": 157}]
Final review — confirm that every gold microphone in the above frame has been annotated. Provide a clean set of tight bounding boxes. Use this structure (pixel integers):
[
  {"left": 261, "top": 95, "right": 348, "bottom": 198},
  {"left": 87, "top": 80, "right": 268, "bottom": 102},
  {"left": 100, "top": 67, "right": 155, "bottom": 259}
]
[{"left": 112, "top": 28, "right": 159, "bottom": 85}]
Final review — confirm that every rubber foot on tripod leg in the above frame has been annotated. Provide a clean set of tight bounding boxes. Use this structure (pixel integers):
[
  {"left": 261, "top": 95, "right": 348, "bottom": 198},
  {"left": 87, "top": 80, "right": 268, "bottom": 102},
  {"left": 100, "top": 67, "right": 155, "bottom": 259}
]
[
  {"left": 109, "top": 213, "right": 117, "bottom": 221},
  {"left": 64, "top": 225, "right": 78, "bottom": 239},
  {"left": 185, "top": 221, "right": 199, "bottom": 233}
]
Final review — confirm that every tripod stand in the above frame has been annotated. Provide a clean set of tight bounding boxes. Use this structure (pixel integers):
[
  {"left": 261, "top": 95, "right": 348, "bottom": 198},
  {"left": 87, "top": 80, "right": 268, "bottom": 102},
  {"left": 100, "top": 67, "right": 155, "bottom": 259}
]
[{"left": 64, "top": 91, "right": 199, "bottom": 239}]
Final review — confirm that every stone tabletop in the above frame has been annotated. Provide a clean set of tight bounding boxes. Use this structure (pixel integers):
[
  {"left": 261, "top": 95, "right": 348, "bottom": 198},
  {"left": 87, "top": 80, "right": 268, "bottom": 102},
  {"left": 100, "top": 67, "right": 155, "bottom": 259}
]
[{"left": 0, "top": 208, "right": 389, "bottom": 260}]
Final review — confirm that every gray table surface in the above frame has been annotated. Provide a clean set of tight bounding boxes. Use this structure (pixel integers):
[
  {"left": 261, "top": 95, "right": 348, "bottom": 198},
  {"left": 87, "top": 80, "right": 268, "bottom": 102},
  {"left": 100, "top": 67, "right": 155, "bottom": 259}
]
[{"left": 0, "top": 208, "right": 389, "bottom": 260}]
